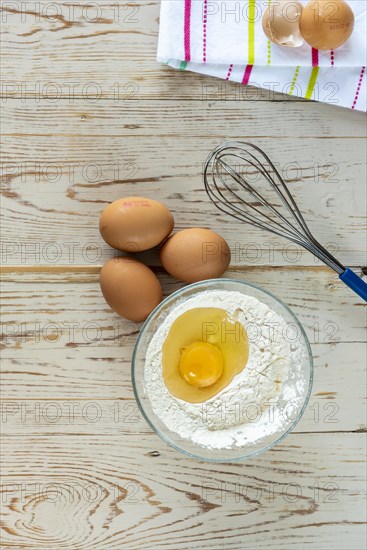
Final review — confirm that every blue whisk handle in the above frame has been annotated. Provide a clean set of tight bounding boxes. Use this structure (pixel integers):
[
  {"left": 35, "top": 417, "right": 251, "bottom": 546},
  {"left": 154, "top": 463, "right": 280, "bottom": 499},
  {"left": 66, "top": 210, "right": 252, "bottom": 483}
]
[{"left": 339, "top": 268, "right": 367, "bottom": 301}]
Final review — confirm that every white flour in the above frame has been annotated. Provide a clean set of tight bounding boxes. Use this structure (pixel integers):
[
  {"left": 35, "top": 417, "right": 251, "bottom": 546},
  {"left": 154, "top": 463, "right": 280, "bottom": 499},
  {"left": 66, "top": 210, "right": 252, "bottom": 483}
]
[{"left": 144, "top": 290, "right": 308, "bottom": 450}]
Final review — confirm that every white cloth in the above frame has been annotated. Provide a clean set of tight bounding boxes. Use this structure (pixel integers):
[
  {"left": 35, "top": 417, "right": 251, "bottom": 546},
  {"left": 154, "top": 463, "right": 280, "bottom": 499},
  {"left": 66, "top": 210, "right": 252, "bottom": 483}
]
[{"left": 157, "top": 0, "right": 367, "bottom": 111}]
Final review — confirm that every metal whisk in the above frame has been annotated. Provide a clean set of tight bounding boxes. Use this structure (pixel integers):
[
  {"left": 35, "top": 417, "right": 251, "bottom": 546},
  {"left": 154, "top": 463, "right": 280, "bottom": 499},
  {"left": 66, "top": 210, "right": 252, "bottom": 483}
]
[{"left": 204, "top": 141, "right": 367, "bottom": 301}]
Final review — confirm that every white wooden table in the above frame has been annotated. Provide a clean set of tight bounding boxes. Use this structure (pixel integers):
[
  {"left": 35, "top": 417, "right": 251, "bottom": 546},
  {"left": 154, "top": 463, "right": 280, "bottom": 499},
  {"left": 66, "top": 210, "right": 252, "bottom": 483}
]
[{"left": 1, "top": 2, "right": 366, "bottom": 548}]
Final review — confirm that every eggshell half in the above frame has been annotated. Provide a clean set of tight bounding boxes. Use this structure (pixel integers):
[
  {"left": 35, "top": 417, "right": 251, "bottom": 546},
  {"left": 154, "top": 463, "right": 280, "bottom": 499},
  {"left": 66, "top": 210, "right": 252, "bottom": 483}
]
[{"left": 262, "top": 0, "right": 304, "bottom": 47}]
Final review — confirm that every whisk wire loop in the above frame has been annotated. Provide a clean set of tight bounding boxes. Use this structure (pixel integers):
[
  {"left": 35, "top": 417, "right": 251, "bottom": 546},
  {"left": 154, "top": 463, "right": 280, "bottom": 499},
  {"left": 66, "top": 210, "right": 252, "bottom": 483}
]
[
  {"left": 204, "top": 141, "right": 345, "bottom": 275},
  {"left": 216, "top": 143, "right": 314, "bottom": 239},
  {"left": 217, "top": 157, "right": 311, "bottom": 244}
]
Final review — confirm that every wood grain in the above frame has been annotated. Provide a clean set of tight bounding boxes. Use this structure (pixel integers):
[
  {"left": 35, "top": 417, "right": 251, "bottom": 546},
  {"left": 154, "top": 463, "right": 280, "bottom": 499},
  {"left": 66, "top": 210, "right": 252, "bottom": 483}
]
[{"left": 1, "top": 434, "right": 366, "bottom": 549}]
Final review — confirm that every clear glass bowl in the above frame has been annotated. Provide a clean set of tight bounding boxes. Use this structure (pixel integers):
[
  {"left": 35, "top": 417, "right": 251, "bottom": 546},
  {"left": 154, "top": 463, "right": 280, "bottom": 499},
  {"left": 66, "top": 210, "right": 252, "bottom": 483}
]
[{"left": 132, "top": 279, "right": 313, "bottom": 462}]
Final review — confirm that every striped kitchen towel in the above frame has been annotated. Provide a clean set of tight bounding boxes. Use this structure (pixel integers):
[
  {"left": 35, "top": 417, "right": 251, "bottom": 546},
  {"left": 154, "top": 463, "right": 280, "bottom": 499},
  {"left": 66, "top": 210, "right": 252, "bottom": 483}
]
[{"left": 157, "top": 0, "right": 367, "bottom": 111}]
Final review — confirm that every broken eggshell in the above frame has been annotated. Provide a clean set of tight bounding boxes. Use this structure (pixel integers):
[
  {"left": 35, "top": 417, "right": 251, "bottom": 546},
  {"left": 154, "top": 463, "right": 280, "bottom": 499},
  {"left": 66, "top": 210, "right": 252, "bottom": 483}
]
[{"left": 262, "top": 0, "right": 304, "bottom": 48}]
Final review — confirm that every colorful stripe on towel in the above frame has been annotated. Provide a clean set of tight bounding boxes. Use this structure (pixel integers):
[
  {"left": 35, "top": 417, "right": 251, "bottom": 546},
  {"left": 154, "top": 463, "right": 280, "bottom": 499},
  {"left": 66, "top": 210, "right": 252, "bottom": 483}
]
[
  {"left": 351, "top": 66, "right": 365, "bottom": 110},
  {"left": 306, "top": 48, "right": 319, "bottom": 100},
  {"left": 184, "top": 0, "right": 191, "bottom": 61}
]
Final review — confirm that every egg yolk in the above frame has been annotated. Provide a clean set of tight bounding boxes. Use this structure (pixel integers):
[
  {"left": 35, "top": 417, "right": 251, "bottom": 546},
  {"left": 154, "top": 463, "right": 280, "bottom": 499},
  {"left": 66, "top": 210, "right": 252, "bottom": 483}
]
[
  {"left": 162, "top": 307, "right": 249, "bottom": 403},
  {"left": 179, "top": 341, "right": 223, "bottom": 388}
]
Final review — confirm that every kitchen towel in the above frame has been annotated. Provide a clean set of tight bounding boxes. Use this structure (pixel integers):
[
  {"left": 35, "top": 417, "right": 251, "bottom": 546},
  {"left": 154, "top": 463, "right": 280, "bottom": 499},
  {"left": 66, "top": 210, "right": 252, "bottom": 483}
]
[{"left": 157, "top": 0, "right": 367, "bottom": 111}]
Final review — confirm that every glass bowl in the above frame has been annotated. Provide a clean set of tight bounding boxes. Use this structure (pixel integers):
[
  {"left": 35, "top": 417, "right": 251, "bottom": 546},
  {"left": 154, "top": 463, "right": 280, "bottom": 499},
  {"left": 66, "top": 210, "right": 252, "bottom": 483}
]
[{"left": 132, "top": 278, "right": 313, "bottom": 462}]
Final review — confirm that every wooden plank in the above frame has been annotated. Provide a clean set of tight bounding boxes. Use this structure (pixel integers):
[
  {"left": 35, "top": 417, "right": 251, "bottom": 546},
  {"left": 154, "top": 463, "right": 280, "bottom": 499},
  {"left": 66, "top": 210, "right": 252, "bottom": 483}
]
[
  {"left": 2, "top": 97, "right": 365, "bottom": 136},
  {"left": 1, "top": 340, "right": 365, "bottom": 431},
  {"left": 1, "top": 268, "right": 366, "bottom": 433},
  {"left": 0, "top": 0, "right": 304, "bottom": 102},
  {"left": 1, "top": 100, "right": 366, "bottom": 266},
  {"left": 0, "top": 433, "right": 365, "bottom": 549},
  {"left": 1, "top": 339, "right": 366, "bottom": 434},
  {"left": 1, "top": 267, "right": 365, "bottom": 349}
]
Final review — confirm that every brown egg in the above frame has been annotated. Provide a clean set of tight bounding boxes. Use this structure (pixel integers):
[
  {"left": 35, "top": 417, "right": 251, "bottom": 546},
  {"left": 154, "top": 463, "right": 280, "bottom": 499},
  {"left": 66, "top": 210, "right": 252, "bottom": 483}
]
[
  {"left": 300, "top": 0, "right": 354, "bottom": 50},
  {"left": 100, "top": 257, "right": 162, "bottom": 322},
  {"left": 262, "top": 0, "right": 304, "bottom": 47},
  {"left": 160, "top": 228, "right": 231, "bottom": 283},
  {"left": 99, "top": 196, "right": 174, "bottom": 252}
]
